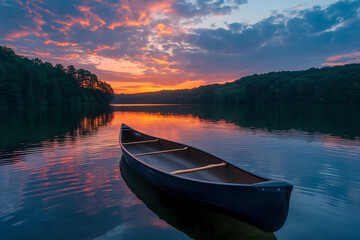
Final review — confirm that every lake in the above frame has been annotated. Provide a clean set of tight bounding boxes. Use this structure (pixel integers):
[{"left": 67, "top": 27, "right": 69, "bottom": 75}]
[{"left": 0, "top": 104, "right": 359, "bottom": 240}]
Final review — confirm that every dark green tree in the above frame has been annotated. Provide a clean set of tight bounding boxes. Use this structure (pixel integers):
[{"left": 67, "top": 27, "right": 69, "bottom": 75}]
[{"left": 0, "top": 46, "right": 114, "bottom": 105}]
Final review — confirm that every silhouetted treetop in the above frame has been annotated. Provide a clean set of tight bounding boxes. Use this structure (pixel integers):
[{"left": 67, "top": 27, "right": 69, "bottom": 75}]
[{"left": 0, "top": 46, "right": 114, "bottom": 105}]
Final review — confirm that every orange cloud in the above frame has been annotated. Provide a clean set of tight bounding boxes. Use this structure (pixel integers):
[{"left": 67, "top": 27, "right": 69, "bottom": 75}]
[
  {"left": 66, "top": 53, "right": 81, "bottom": 59},
  {"left": 322, "top": 61, "right": 360, "bottom": 66},
  {"left": 159, "top": 66, "right": 181, "bottom": 73},
  {"left": 57, "top": 17, "right": 90, "bottom": 27},
  {"left": 119, "top": 1, "right": 131, "bottom": 12},
  {"left": 44, "top": 39, "right": 78, "bottom": 46},
  {"left": 147, "top": 0, "right": 175, "bottom": 13},
  {"left": 323, "top": 51, "right": 360, "bottom": 66},
  {"left": 52, "top": 25, "right": 71, "bottom": 35},
  {"left": 77, "top": 5, "right": 106, "bottom": 31},
  {"left": 93, "top": 45, "right": 116, "bottom": 52},
  {"left": 114, "top": 0, "right": 174, "bottom": 15},
  {"left": 107, "top": 22, "right": 122, "bottom": 30},
  {"left": 78, "top": 6, "right": 92, "bottom": 13},
  {"left": 127, "top": 12, "right": 149, "bottom": 26},
  {"left": 108, "top": 0, "right": 175, "bottom": 30},
  {"left": 22, "top": 3, "right": 46, "bottom": 31},
  {"left": 4, "top": 31, "right": 30, "bottom": 41},
  {"left": 4, "top": 29, "right": 47, "bottom": 41},
  {"left": 326, "top": 52, "right": 360, "bottom": 61},
  {"left": 153, "top": 23, "right": 174, "bottom": 35},
  {"left": 56, "top": 6, "right": 106, "bottom": 32},
  {"left": 32, "top": 31, "right": 48, "bottom": 37},
  {"left": 150, "top": 57, "right": 171, "bottom": 64},
  {"left": 33, "top": 16, "right": 45, "bottom": 30},
  {"left": 108, "top": 11, "right": 149, "bottom": 30},
  {"left": 80, "top": 56, "right": 147, "bottom": 75},
  {"left": 21, "top": 50, "right": 51, "bottom": 57}
]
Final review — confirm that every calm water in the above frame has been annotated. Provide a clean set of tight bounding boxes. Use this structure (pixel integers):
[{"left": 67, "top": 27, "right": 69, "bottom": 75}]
[{"left": 0, "top": 104, "right": 360, "bottom": 240}]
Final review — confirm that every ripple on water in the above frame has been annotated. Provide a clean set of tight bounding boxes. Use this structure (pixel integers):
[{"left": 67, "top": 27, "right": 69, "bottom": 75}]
[{"left": 1, "top": 105, "right": 360, "bottom": 240}]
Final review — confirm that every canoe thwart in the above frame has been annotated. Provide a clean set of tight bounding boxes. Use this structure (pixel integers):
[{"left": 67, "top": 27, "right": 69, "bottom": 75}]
[
  {"left": 123, "top": 139, "right": 159, "bottom": 145},
  {"left": 134, "top": 147, "right": 188, "bottom": 157},
  {"left": 171, "top": 162, "right": 227, "bottom": 175},
  {"left": 120, "top": 123, "right": 293, "bottom": 232}
]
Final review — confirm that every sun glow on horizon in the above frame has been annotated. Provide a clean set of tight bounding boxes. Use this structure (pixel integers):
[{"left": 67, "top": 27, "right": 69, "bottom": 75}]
[
  {"left": 2, "top": 0, "right": 357, "bottom": 95},
  {"left": 110, "top": 79, "right": 207, "bottom": 94}
]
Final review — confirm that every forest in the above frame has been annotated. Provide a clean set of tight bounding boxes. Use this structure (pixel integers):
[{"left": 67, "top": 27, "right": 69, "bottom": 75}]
[
  {"left": 0, "top": 46, "right": 114, "bottom": 105},
  {"left": 113, "top": 64, "right": 360, "bottom": 104}
]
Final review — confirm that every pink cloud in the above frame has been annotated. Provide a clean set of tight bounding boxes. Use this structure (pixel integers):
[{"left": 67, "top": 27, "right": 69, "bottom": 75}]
[
  {"left": 323, "top": 51, "right": 360, "bottom": 66},
  {"left": 326, "top": 52, "right": 360, "bottom": 61},
  {"left": 44, "top": 39, "right": 78, "bottom": 46},
  {"left": 4, "top": 31, "right": 30, "bottom": 41}
]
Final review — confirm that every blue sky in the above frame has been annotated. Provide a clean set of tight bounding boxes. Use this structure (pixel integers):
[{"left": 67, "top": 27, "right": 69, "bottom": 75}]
[
  {"left": 0, "top": 0, "right": 359, "bottom": 93},
  {"left": 197, "top": 0, "right": 339, "bottom": 26}
]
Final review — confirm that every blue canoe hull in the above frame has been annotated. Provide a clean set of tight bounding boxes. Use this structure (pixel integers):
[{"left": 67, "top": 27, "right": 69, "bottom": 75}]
[{"left": 120, "top": 124, "right": 293, "bottom": 232}]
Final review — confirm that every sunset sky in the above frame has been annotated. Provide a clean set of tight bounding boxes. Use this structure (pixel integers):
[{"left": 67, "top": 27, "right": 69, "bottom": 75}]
[{"left": 1, "top": 0, "right": 359, "bottom": 93}]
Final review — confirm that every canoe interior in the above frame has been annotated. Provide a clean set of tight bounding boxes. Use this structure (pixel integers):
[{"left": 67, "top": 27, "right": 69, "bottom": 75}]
[{"left": 121, "top": 128, "right": 268, "bottom": 184}]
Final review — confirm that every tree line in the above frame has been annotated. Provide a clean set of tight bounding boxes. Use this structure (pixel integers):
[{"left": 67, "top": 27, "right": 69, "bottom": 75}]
[
  {"left": 113, "top": 64, "right": 360, "bottom": 104},
  {"left": 0, "top": 46, "right": 114, "bottom": 105}
]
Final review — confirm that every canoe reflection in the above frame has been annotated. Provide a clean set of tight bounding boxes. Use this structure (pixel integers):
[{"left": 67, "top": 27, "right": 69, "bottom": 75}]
[{"left": 120, "top": 157, "right": 277, "bottom": 240}]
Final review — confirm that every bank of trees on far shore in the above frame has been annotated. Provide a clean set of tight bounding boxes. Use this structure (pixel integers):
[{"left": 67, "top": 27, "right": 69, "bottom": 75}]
[
  {"left": 114, "top": 63, "right": 360, "bottom": 104},
  {"left": 0, "top": 46, "right": 114, "bottom": 105}
]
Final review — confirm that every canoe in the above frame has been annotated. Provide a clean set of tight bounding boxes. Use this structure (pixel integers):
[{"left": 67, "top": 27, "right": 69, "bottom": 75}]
[
  {"left": 120, "top": 157, "right": 277, "bottom": 240},
  {"left": 119, "top": 123, "right": 293, "bottom": 232}
]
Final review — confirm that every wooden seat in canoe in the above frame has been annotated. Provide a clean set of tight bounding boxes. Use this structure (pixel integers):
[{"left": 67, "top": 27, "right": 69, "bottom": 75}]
[
  {"left": 123, "top": 139, "right": 159, "bottom": 145},
  {"left": 134, "top": 147, "right": 188, "bottom": 157},
  {"left": 171, "top": 162, "right": 227, "bottom": 175}
]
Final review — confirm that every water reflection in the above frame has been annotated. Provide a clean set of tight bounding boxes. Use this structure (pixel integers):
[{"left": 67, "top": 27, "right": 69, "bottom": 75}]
[
  {"left": 112, "top": 104, "right": 360, "bottom": 140},
  {"left": 0, "top": 104, "right": 359, "bottom": 240},
  {"left": 0, "top": 106, "right": 193, "bottom": 240},
  {"left": 0, "top": 105, "right": 113, "bottom": 165},
  {"left": 111, "top": 105, "right": 360, "bottom": 239},
  {"left": 120, "top": 157, "right": 276, "bottom": 240}
]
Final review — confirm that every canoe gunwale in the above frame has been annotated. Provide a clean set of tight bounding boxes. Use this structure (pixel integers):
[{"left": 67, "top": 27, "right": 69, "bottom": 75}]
[{"left": 120, "top": 124, "right": 293, "bottom": 190}]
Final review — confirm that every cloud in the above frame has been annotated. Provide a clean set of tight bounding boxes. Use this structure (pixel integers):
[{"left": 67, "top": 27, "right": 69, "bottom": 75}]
[
  {"left": 172, "top": 0, "right": 239, "bottom": 18},
  {"left": 322, "top": 51, "right": 360, "bottom": 66},
  {"left": 180, "top": 0, "right": 360, "bottom": 74},
  {"left": 80, "top": 56, "right": 147, "bottom": 75},
  {"left": 0, "top": 0, "right": 359, "bottom": 93}
]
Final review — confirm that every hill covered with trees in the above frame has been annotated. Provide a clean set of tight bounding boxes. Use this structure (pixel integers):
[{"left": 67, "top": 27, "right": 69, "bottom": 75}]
[
  {"left": 0, "top": 46, "right": 114, "bottom": 105},
  {"left": 113, "top": 64, "right": 360, "bottom": 104}
]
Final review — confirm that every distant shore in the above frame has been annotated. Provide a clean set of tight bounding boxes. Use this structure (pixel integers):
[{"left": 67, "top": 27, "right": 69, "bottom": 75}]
[{"left": 113, "top": 64, "right": 360, "bottom": 104}]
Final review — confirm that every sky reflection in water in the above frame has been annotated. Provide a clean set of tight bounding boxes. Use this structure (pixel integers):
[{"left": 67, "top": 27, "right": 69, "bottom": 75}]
[{"left": 0, "top": 104, "right": 359, "bottom": 240}]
